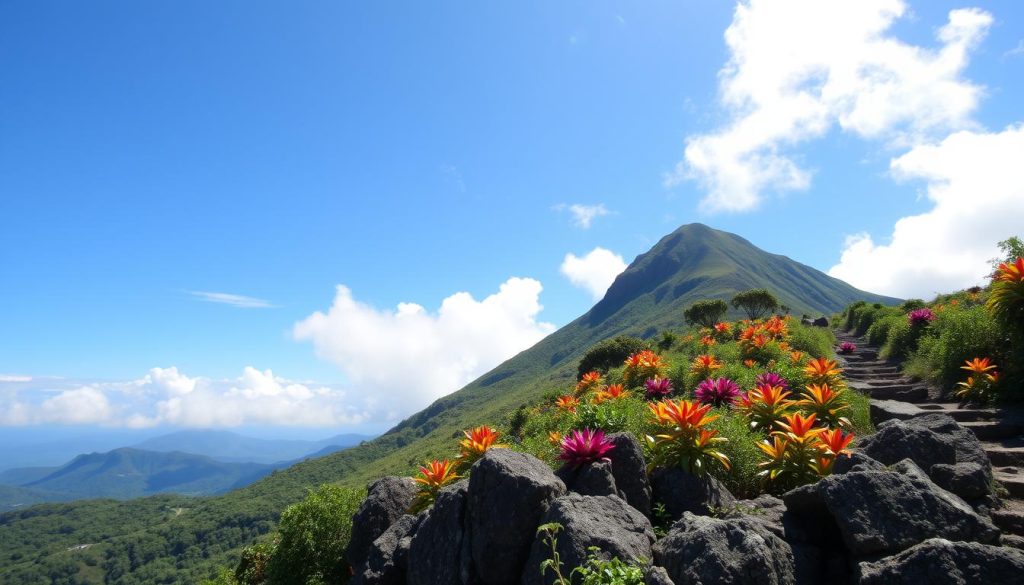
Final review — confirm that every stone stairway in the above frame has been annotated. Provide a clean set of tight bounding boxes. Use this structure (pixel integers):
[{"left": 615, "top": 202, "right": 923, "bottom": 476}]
[{"left": 834, "top": 330, "right": 1024, "bottom": 507}]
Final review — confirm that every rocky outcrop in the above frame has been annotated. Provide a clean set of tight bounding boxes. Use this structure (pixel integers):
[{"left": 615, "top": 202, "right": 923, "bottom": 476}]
[
  {"left": 407, "top": 481, "right": 470, "bottom": 585},
  {"left": 556, "top": 460, "right": 619, "bottom": 498},
  {"left": 650, "top": 467, "right": 734, "bottom": 521},
  {"left": 857, "top": 538, "right": 1024, "bottom": 584},
  {"left": 466, "top": 449, "right": 566, "bottom": 585},
  {"left": 346, "top": 476, "right": 418, "bottom": 570},
  {"left": 523, "top": 494, "right": 655, "bottom": 585},
  {"left": 654, "top": 512, "right": 796, "bottom": 585},
  {"left": 352, "top": 514, "right": 421, "bottom": 585},
  {"left": 607, "top": 432, "right": 653, "bottom": 517},
  {"left": 858, "top": 419, "right": 957, "bottom": 473},
  {"left": 930, "top": 462, "right": 990, "bottom": 502}
]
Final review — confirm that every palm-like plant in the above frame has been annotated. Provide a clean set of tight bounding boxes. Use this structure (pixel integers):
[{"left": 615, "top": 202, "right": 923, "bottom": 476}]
[{"left": 646, "top": 399, "right": 731, "bottom": 474}]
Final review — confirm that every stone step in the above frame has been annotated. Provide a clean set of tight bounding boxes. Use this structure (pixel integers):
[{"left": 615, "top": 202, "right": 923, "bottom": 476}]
[
  {"left": 869, "top": 399, "right": 1003, "bottom": 424},
  {"left": 866, "top": 385, "right": 929, "bottom": 402},
  {"left": 961, "top": 420, "right": 1024, "bottom": 441},
  {"left": 843, "top": 365, "right": 899, "bottom": 373},
  {"left": 913, "top": 402, "right": 1002, "bottom": 422},
  {"left": 985, "top": 441, "right": 1024, "bottom": 467},
  {"left": 864, "top": 378, "right": 917, "bottom": 387},
  {"left": 995, "top": 467, "right": 1024, "bottom": 498},
  {"left": 992, "top": 507, "right": 1024, "bottom": 536}
]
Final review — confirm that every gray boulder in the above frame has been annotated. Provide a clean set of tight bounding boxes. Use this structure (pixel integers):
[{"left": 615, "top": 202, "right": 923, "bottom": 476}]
[
  {"left": 857, "top": 538, "right": 1024, "bottom": 584},
  {"left": 643, "top": 566, "right": 675, "bottom": 585},
  {"left": 812, "top": 317, "right": 829, "bottom": 327},
  {"left": 930, "top": 462, "right": 990, "bottom": 501},
  {"left": 817, "top": 470, "right": 999, "bottom": 557},
  {"left": 346, "top": 476, "right": 418, "bottom": 569},
  {"left": 407, "top": 480, "right": 470, "bottom": 585},
  {"left": 654, "top": 512, "right": 796, "bottom": 585},
  {"left": 522, "top": 494, "right": 655, "bottom": 585},
  {"left": 903, "top": 414, "right": 993, "bottom": 480},
  {"left": 352, "top": 514, "right": 421, "bottom": 585},
  {"left": 607, "top": 432, "right": 652, "bottom": 517},
  {"left": 858, "top": 419, "right": 956, "bottom": 473},
  {"left": 831, "top": 452, "right": 885, "bottom": 475},
  {"left": 650, "top": 467, "right": 735, "bottom": 520},
  {"left": 556, "top": 460, "right": 618, "bottom": 498},
  {"left": 467, "top": 449, "right": 566, "bottom": 585}
]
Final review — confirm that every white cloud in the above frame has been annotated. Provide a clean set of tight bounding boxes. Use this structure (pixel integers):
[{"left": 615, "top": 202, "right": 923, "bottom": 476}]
[
  {"left": 293, "top": 278, "right": 555, "bottom": 416},
  {"left": 189, "top": 291, "right": 275, "bottom": 309},
  {"left": 556, "top": 203, "right": 611, "bottom": 229},
  {"left": 0, "top": 375, "right": 31, "bottom": 382},
  {"left": 667, "top": 0, "right": 991, "bottom": 212},
  {"left": 560, "top": 248, "right": 628, "bottom": 300},
  {"left": 829, "top": 125, "right": 1024, "bottom": 298},
  {"left": 0, "top": 367, "right": 369, "bottom": 428},
  {"left": 1005, "top": 39, "right": 1024, "bottom": 58}
]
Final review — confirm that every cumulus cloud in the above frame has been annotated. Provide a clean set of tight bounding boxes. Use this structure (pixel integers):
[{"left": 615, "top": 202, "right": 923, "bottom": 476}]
[
  {"left": 0, "top": 367, "right": 368, "bottom": 428},
  {"left": 560, "top": 248, "right": 628, "bottom": 300},
  {"left": 555, "top": 203, "right": 611, "bottom": 229},
  {"left": 293, "top": 278, "right": 555, "bottom": 417},
  {"left": 829, "top": 125, "right": 1024, "bottom": 298},
  {"left": 667, "top": 0, "right": 991, "bottom": 212},
  {"left": 189, "top": 291, "right": 275, "bottom": 309}
]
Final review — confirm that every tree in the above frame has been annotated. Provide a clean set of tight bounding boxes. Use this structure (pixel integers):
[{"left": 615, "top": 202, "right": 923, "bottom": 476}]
[
  {"left": 683, "top": 300, "right": 728, "bottom": 328},
  {"left": 730, "top": 289, "right": 779, "bottom": 320},
  {"left": 992, "top": 236, "right": 1024, "bottom": 269},
  {"left": 265, "top": 485, "right": 364, "bottom": 585},
  {"left": 577, "top": 336, "right": 649, "bottom": 379}
]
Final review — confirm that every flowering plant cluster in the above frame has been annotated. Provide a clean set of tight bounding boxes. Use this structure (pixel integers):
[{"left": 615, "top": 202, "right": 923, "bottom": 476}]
[
  {"left": 908, "top": 308, "right": 936, "bottom": 327},
  {"left": 646, "top": 399, "right": 730, "bottom": 474},
  {"left": 410, "top": 425, "right": 505, "bottom": 511},
  {"left": 837, "top": 341, "right": 857, "bottom": 354},
  {"left": 955, "top": 357, "right": 1000, "bottom": 404},
  {"left": 557, "top": 428, "right": 615, "bottom": 468},
  {"left": 623, "top": 350, "right": 665, "bottom": 386},
  {"left": 757, "top": 413, "right": 854, "bottom": 486}
]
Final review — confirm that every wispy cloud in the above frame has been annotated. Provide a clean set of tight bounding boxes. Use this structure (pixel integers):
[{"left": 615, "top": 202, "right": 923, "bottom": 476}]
[
  {"left": 554, "top": 203, "right": 612, "bottom": 229},
  {"left": 189, "top": 291, "right": 275, "bottom": 309},
  {"left": 1005, "top": 39, "right": 1024, "bottom": 59},
  {"left": 0, "top": 375, "right": 32, "bottom": 383}
]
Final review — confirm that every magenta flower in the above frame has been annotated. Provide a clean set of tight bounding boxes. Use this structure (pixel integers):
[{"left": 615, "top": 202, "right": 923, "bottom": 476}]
[
  {"left": 838, "top": 341, "right": 857, "bottom": 354},
  {"left": 754, "top": 372, "right": 790, "bottom": 392},
  {"left": 558, "top": 428, "right": 615, "bottom": 468},
  {"left": 908, "top": 308, "right": 936, "bottom": 326},
  {"left": 694, "top": 378, "right": 741, "bottom": 407},
  {"left": 644, "top": 377, "right": 674, "bottom": 399}
]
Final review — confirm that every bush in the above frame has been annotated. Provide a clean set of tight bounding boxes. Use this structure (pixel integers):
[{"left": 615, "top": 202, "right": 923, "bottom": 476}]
[
  {"left": 787, "top": 323, "right": 835, "bottom": 358},
  {"left": 577, "top": 336, "right": 649, "bottom": 380},
  {"left": 265, "top": 485, "right": 364, "bottom": 585},
  {"left": 905, "top": 305, "right": 1000, "bottom": 390},
  {"left": 684, "top": 300, "right": 729, "bottom": 328},
  {"left": 730, "top": 289, "right": 779, "bottom": 320},
  {"left": 866, "top": 313, "right": 902, "bottom": 347}
]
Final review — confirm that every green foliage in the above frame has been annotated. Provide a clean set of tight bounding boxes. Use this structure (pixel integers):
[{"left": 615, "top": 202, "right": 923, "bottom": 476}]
[
  {"left": 730, "top": 289, "right": 779, "bottom": 320},
  {"left": 684, "top": 299, "right": 728, "bottom": 327},
  {"left": 900, "top": 299, "right": 927, "bottom": 312},
  {"left": 234, "top": 541, "right": 274, "bottom": 585},
  {"left": 572, "top": 398, "right": 647, "bottom": 434},
  {"left": 265, "top": 485, "right": 364, "bottom": 585},
  {"left": 577, "top": 336, "right": 649, "bottom": 379},
  {"left": 656, "top": 330, "right": 677, "bottom": 351},
  {"left": 571, "top": 548, "right": 645, "bottom": 585},
  {"left": 866, "top": 313, "right": 902, "bottom": 347},
  {"left": 786, "top": 325, "right": 835, "bottom": 359},
  {"left": 993, "top": 236, "right": 1024, "bottom": 267},
  {"left": 905, "top": 305, "right": 1000, "bottom": 390},
  {"left": 203, "top": 568, "right": 240, "bottom": 585},
  {"left": 879, "top": 318, "right": 922, "bottom": 360},
  {"left": 537, "top": 523, "right": 570, "bottom": 585}
]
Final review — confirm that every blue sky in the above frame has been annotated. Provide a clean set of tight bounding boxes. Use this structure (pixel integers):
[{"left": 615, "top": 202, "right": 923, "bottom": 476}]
[{"left": 2, "top": 1, "right": 1023, "bottom": 434}]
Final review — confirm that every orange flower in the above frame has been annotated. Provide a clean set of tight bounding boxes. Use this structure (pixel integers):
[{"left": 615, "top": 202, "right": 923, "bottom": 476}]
[
  {"left": 575, "top": 371, "right": 603, "bottom": 394},
  {"left": 775, "top": 412, "right": 824, "bottom": 445},
  {"left": 555, "top": 395, "right": 580, "bottom": 412},
  {"left": 625, "top": 350, "right": 663, "bottom": 369},
  {"left": 995, "top": 257, "right": 1024, "bottom": 284},
  {"left": 648, "top": 399, "right": 719, "bottom": 429},
  {"left": 961, "top": 357, "right": 997, "bottom": 375},
  {"left": 804, "top": 357, "right": 842, "bottom": 381},
  {"left": 790, "top": 351, "right": 804, "bottom": 363},
  {"left": 691, "top": 354, "right": 723, "bottom": 376},
  {"left": 743, "top": 359, "right": 756, "bottom": 368},
  {"left": 818, "top": 428, "right": 854, "bottom": 456},
  {"left": 714, "top": 322, "right": 732, "bottom": 334},
  {"left": 701, "top": 335, "right": 717, "bottom": 346},
  {"left": 458, "top": 426, "right": 502, "bottom": 463},
  {"left": 777, "top": 341, "right": 791, "bottom": 352},
  {"left": 592, "top": 384, "right": 631, "bottom": 404},
  {"left": 548, "top": 431, "right": 563, "bottom": 446},
  {"left": 414, "top": 459, "right": 459, "bottom": 490}
]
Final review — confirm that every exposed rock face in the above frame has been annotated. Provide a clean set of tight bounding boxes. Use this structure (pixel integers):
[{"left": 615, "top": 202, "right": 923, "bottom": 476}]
[
  {"left": 467, "top": 449, "right": 566, "bottom": 585},
  {"left": 346, "top": 476, "right": 418, "bottom": 570},
  {"left": 643, "top": 566, "right": 675, "bottom": 585},
  {"left": 650, "top": 467, "right": 734, "bottom": 520},
  {"left": 407, "top": 480, "right": 470, "bottom": 585},
  {"left": 607, "top": 432, "right": 652, "bottom": 517},
  {"left": 816, "top": 469, "right": 999, "bottom": 556},
  {"left": 857, "top": 538, "right": 1024, "bottom": 584},
  {"left": 830, "top": 452, "right": 885, "bottom": 475},
  {"left": 556, "top": 460, "right": 618, "bottom": 499},
  {"left": 352, "top": 514, "right": 421, "bottom": 585},
  {"left": 654, "top": 512, "right": 796, "bottom": 585},
  {"left": 930, "top": 462, "right": 990, "bottom": 501},
  {"left": 812, "top": 317, "right": 829, "bottom": 327},
  {"left": 903, "top": 414, "right": 993, "bottom": 480},
  {"left": 858, "top": 419, "right": 957, "bottom": 473},
  {"left": 522, "top": 494, "right": 655, "bottom": 585}
]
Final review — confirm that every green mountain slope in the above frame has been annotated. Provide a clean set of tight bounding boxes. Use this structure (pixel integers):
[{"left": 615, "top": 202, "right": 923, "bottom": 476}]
[
  {"left": 132, "top": 430, "right": 372, "bottom": 464},
  {"left": 0, "top": 224, "right": 898, "bottom": 584}
]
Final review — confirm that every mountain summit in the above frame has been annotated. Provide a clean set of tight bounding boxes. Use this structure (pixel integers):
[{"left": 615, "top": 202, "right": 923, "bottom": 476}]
[{"left": 0, "top": 224, "right": 900, "bottom": 583}]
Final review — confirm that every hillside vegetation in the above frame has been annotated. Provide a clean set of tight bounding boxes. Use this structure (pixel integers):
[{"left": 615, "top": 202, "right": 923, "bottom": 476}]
[{"left": 0, "top": 223, "right": 897, "bottom": 584}]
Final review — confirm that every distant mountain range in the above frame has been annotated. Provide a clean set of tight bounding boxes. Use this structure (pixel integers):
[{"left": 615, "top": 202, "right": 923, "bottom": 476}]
[
  {"left": 0, "top": 430, "right": 373, "bottom": 511},
  {"left": 0, "top": 223, "right": 900, "bottom": 582}
]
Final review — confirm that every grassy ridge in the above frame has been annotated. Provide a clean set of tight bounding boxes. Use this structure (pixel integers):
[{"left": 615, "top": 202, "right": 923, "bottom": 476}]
[{"left": 0, "top": 223, "right": 898, "bottom": 584}]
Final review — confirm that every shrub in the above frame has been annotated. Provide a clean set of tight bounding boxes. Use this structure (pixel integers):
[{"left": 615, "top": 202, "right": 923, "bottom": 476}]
[
  {"left": 730, "top": 289, "right": 779, "bottom": 320},
  {"left": 880, "top": 317, "right": 922, "bottom": 360},
  {"left": 265, "top": 485, "right": 364, "bottom": 585},
  {"left": 785, "top": 323, "right": 834, "bottom": 358},
  {"left": 866, "top": 313, "right": 902, "bottom": 347},
  {"left": 622, "top": 350, "right": 666, "bottom": 387},
  {"left": 684, "top": 299, "right": 729, "bottom": 327},
  {"left": 647, "top": 399, "right": 731, "bottom": 475},
  {"left": 577, "top": 336, "right": 648, "bottom": 379},
  {"left": 900, "top": 299, "right": 927, "bottom": 312},
  {"left": 905, "top": 305, "right": 999, "bottom": 390},
  {"left": 233, "top": 542, "right": 273, "bottom": 585}
]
